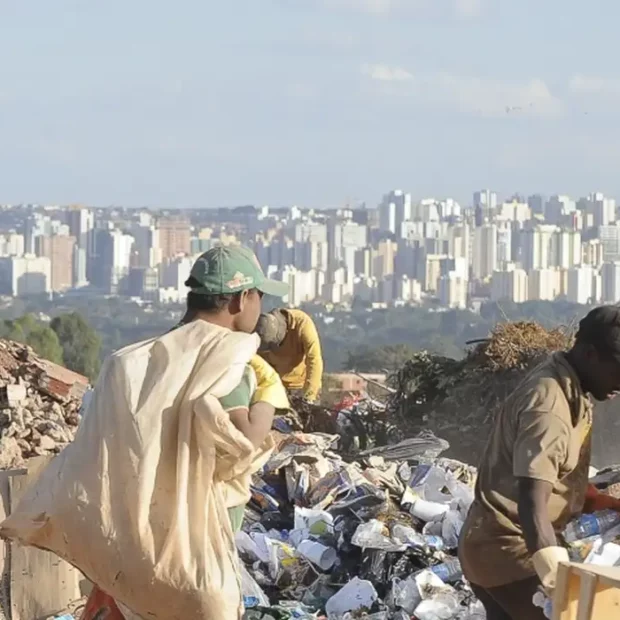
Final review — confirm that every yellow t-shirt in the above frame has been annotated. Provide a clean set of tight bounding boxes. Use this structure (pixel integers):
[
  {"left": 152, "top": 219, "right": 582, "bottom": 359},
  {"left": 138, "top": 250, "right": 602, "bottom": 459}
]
[{"left": 258, "top": 309, "right": 323, "bottom": 401}]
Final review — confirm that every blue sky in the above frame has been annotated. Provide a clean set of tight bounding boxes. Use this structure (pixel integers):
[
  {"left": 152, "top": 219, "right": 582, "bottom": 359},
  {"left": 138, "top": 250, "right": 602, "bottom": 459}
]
[{"left": 1, "top": 0, "right": 619, "bottom": 208}]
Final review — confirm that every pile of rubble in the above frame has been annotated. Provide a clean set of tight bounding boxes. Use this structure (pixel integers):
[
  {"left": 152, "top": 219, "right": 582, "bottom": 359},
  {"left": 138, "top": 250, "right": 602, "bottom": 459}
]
[
  {"left": 238, "top": 430, "right": 484, "bottom": 619},
  {"left": 0, "top": 339, "right": 90, "bottom": 470}
]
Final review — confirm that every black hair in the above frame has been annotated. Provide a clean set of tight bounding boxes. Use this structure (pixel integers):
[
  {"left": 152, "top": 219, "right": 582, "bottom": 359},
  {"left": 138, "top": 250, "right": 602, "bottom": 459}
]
[
  {"left": 186, "top": 291, "right": 234, "bottom": 312},
  {"left": 185, "top": 276, "right": 235, "bottom": 312}
]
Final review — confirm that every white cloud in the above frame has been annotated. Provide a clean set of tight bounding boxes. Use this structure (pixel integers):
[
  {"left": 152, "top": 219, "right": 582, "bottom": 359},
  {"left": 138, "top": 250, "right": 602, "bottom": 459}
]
[
  {"left": 322, "top": 0, "right": 393, "bottom": 14},
  {"left": 361, "top": 66, "right": 563, "bottom": 118},
  {"left": 319, "top": 0, "right": 482, "bottom": 17},
  {"left": 361, "top": 63, "right": 413, "bottom": 82},
  {"left": 453, "top": 0, "right": 482, "bottom": 17},
  {"left": 569, "top": 74, "right": 620, "bottom": 97}
]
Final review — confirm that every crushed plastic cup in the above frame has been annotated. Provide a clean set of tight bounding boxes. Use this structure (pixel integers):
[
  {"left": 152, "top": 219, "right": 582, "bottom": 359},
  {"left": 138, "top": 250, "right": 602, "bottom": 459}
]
[
  {"left": 533, "top": 590, "right": 553, "bottom": 619},
  {"left": 297, "top": 539, "right": 337, "bottom": 570},
  {"left": 414, "top": 590, "right": 460, "bottom": 620},
  {"left": 325, "top": 577, "right": 378, "bottom": 617},
  {"left": 394, "top": 575, "right": 422, "bottom": 614},
  {"left": 410, "top": 498, "right": 450, "bottom": 522},
  {"left": 351, "top": 519, "right": 405, "bottom": 552}
]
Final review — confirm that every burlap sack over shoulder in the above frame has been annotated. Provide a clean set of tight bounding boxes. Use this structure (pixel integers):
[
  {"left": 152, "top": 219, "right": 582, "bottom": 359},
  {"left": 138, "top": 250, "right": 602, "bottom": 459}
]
[{"left": 0, "top": 321, "right": 275, "bottom": 620}]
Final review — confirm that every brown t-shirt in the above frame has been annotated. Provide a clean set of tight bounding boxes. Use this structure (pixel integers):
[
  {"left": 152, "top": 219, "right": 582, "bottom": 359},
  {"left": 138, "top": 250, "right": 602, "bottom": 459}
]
[{"left": 458, "top": 352, "right": 593, "bottom": 588}]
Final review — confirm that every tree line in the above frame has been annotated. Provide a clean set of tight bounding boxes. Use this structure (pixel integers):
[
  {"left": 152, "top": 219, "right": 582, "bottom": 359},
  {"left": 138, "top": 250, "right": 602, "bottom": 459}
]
[
  {"left": 0, "top": 312, "right": 101, "bottom": 379},
  {"left": 0, "top": 296, "right": 596, "bottom": 377}
]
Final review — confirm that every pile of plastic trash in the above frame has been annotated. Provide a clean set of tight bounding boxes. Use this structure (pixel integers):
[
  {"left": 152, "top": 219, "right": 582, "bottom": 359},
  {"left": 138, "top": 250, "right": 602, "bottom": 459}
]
[{"left": 237, "top": 429, "right": 485, "bottom": 619}]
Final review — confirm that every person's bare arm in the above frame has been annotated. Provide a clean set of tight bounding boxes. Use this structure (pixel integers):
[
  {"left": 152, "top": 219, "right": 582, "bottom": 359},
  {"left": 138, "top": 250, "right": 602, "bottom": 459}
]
[
  {"left": 518, "top": 477, "right": 557, "bottom": 554},
  {"left": 228, "top": 402, "right": 275, "bottom": 449}
]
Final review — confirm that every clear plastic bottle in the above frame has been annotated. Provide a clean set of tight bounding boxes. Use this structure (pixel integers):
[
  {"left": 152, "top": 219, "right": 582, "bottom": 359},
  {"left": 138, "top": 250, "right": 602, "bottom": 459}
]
[
  {"left": 430, "top": 557, "right": 463, "bottom": 583},
  {"left": 564, "top": 510, "right": 620, "bottom": 543},
  {"left": 533, "top": 591, "right": 553, "bottom": 619}
]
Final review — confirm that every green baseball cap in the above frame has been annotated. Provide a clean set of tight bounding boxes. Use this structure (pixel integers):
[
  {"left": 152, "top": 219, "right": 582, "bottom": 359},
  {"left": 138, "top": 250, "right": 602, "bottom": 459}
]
[{"left": 186, "top": 245, "right": 289, "bottom": 297}]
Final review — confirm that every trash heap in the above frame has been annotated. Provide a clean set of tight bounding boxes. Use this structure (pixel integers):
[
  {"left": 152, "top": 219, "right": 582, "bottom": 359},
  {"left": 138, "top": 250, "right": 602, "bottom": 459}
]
[
  {"left": 0, "top": 339, "right": 90, "bottom": 469},
  {"left": 386, "top": 321, "right": 573, "bottom": 464},
  {"left": 238, "top": 429, "right": 485, "bottom": 620}
]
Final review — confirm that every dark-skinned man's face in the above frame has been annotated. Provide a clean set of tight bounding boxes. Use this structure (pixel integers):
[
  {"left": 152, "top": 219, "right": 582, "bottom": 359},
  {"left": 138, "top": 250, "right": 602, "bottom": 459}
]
[{"left": 582, "top": 345, "right": 620, "bottom": 401}]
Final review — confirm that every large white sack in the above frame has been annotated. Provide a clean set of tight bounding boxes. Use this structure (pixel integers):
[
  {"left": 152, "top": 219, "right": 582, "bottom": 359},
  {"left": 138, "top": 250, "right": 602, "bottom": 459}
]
[{"left": 0, "top": 321, "right": 275, "bottom": 620}]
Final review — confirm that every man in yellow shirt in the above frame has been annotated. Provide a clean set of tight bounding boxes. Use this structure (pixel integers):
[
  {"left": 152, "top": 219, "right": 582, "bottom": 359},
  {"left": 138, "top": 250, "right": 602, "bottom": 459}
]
[{"left": 255, "top": 308, "right": 323, "bottom": 403}]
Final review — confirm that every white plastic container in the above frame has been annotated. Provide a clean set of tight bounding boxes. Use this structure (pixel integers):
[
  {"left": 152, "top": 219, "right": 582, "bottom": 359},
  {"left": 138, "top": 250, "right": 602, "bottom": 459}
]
[{"left": 297, "top": 540, "right": 337, "bottom": 570}]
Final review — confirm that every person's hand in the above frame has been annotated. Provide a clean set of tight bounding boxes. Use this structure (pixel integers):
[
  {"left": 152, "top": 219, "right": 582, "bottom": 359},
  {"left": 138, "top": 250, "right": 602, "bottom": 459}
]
[
  {"left": 583, "top": 483, "right": 620, "bottom": 513},
  {"left": 532, "top": 546, "right": 570, "bottom": 596}
]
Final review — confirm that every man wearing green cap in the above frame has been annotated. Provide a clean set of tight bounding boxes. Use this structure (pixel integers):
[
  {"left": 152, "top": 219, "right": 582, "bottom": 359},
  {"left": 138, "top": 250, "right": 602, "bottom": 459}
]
[
  {"left": 176, "top": 244, "right": 290, "bottom": 529},
  {"left": 81, "top": 244, "right": 290, "bottom": 620},
  {"left": 173, "top": 244, "right": 287, "bottom": 447}
]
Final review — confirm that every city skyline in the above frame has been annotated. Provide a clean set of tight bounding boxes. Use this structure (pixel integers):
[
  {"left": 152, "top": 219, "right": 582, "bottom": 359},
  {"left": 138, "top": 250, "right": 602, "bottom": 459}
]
[
  {"left": 3, "top": 1, "right": 620, "bottom": 206},
  {"left": 1, "top": 187, "right": 620, "bottom": 311}
]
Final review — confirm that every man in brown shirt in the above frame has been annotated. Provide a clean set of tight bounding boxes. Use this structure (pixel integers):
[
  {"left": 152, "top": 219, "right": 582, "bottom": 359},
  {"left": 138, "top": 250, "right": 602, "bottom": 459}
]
[{"left": 459, "top": 306, "right": 620, "bottom": 620}]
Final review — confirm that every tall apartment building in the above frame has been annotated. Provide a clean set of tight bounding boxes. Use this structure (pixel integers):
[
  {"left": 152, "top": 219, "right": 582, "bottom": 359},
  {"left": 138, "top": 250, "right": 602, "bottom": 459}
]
[
  {"left": 36, "top": 234, "right": 76, "bottom": 292},
  {"left": 94, "top": 229, "right": 134, "bottom": 294},
  {"left": 132, "top": 224, "right": 161, "bottom": 268},
  {"left": 329, "top": 221, "right": 367, "bottom": 266},
  {"left": 498, "top": 200, "right": 531, "bottom": 222},
  {"left": 158, "top": 216, "right": 191, "bottom": 259},
  {"left": 294, "top": 241, "right": 328, "bottom": 272},
  {"left": 294, "top": 223, "right": 327, "bottom": 244},
  {"left": 472, "top": 225, "right": 498, "bottom": 280},
  {"left": 491, "top": 265, "right": 528, "bottom": 303},
  {"left": 66, "top": 206, "right": 94, "bottom": 251},
  {"left": 528, "top": 194, "right": 546, "bottom": 217},
  {"left": 520, "top": 225, "right": 557, "bottom": 271},
  {"left": 545, "top": 195, "right": 576, "bottom": 225},
  {"left": 555, "top": 230, "right": 582, "bottom": 269},
  {"left": 0, "top": 232, "right": 25, "bottom": 257},
  {"left": 583, "top": 239, "right": 605, "bottom": 268},
  {"left": 373, "top": 240, "right": 397, "bottom": 279},
  {"left": 598, "top": 224, "right": 620, "bottom": 262},
  {"left": 0, "top": 256, "right": 51, "bottom": 296},
  {"left": 473, "top": 189, "right": 497, "bottom": 226},
  {"left": 567, "top": 266, "right": 598, "bottom": 305},
  {"left": 159, "top": 256, "right": 193, "bottom": 297},
  {"left": 379, "top": 190, "right": 411, "bottom": 236},
  {"left": 529, "top": 268, "right": 561, "bottom": 301},
  {"left": 587, "top": 192, "right": 616, "bottom": 228},
  {"left": 450, "top": 224, "right": 470, "bottom": 263},
  {"left": 438, "top": 272, "right": 467, "bottom": 309},
  {"left": 602, "top": 262, "right": 620, "bottom": 303}
]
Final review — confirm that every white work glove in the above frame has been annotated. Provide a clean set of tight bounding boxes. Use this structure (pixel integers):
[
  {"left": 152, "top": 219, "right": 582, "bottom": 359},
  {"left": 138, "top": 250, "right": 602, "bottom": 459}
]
[{"left": 532, "top": 546, "right": 570, "bottom": 594}]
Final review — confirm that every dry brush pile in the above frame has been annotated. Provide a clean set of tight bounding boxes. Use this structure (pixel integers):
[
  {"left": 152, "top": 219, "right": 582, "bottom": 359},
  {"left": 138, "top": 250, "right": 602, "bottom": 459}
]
[{"left": 385, "top": 321, "right": 574, "bottom": 463}]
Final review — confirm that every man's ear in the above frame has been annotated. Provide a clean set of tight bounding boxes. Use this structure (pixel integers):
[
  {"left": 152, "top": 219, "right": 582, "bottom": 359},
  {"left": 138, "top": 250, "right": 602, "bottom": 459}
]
[{"left": 231, "top": 291, "right": 246, "bottom": 314}]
